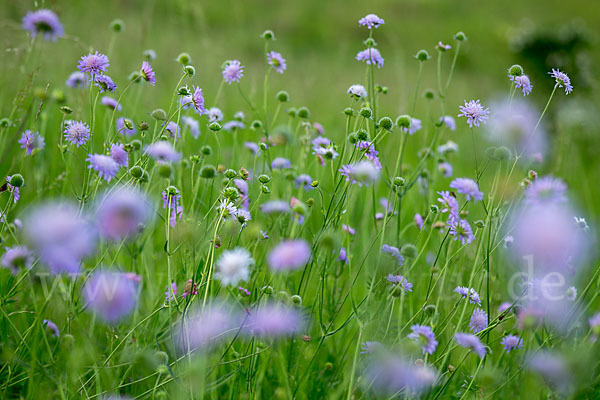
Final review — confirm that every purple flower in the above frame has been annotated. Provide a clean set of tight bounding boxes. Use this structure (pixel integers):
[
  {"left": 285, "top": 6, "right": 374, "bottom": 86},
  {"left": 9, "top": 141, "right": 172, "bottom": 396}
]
[
  {"left": 24, "top": 202, "right": 96, "bottom": 274},
  {"left": 401, "top": 118, "right": 422, "bottom": 135},
  {"left": 191, "top": 86, "right": 206, "bottom": 115},
  {"left": 440, "top": 115, "right": 456, "bottom": 131},
  {"left": 295, "top": 174, "right": 313, "bottom": 191},
  {"left": 110, "top": 144, "right": 128, "bottom": 167},
  {"left": 116, "top": 117, "right": 136, "bottom": 136},
  {"left": 82, "top": 270, "right": 139, "bottom": 323},
  {"left": 165, "top": 282, "right": 177, "bottom": 302},
  {"left": 207, "top": 107, "right": 224, "bottom": 123},
  {"left": 1, "top": 246, "right": 33, "bottom": 274},
  {"left": 95, "top": 186, "right": 151, "bottom": 241},
  {"left": 339, "top": 247, "right": 348, "bottom": 264},
  {"left": 408, "top": 325, "right": 438, "bottom": 355},
  {"left": 101, "top": 96, "right": 121, "bottom": 111},
  {"left": 498, "top": 302, "right": 512, "bottom": 314},
  {"left": 454, "top": 286, "right": 481, "bottom": 305},
  {"left": 527, "top": 352, "right": 571, "bottom": 392},
  {"left": 222, "top": 60, "right": 244, "bottom": 84},
  {"left": 365, "top": 354, "right": 437, "bottom": 395},
  {"left": 242, "top": 304, "right": 303, "bottom": 338},
  {"left": 339, "top": 161, "right": 380, "bottom": 186},
  {"left": 6, "top": 176, "right": 20, "bottom": 203},
  {"left": 260, "top": 200, "right": 290, "bottom": 214},
  {"left": 450, "top": 178, "right": 483, "bottom": 201},
  {"left": 386, "top": 274, "right": 413, "bottom": 292},
  {"left": 510, "top": 74, "right": 532, "bottom": 96},
  {"left": 414, "top": 213, "right": 424, "bottom": 230},
  {"left": 458, "top": 99, "right": 489, "bottom": 128},
  {"left": 223, "top": 120, "right": 245, "bottom": 132},
  {"left": 437, "top": 191, "right": 459, "bottom": 220},
  {"left": 64, "top": 121, "right": 90, "bottom": 147},
  {"left": 164, "top": 121, "right": 180, "bottom": 138},
  {"left": 162, "top": 187, "right": 182, "bottom": 227},
  {"left": 438, "top": 161, "right": 453, "bottom": 177},
  {"left": 549, "top": 68, "right": 573, "bottom": 94},
  {"left": 347, "top": 84, "right": 367, "bottom": 99},
  {"left": 43, "top": 319, "right": 60, "bottom": 337},
  {"left": 19, "top": 130, "right": 45, "bottom": 155},
  {"left": 267, "top": 51, "right": 287, "bottom": 74},
  {"left": 175, "top": 304, "right": 241, "bottom": 352},
  {"left": 358, "top": 14, "right": 385, "bottom": 29},
  {"left": 381, "top": 244, "right": 404, "bottom": 266},
  {"left": 436, "top": 41, "right": 451, "bottom": 51},
  {"left": 87, "top": 154, "right": 119, "bottom": 182},
  {"left": 524, "top": 176, "right": 567, "bottom": 204},
  {"left": 245, "top": 142, "right": 259, "bottom": 154},
  {"left": 146, "top": 141, "right": 181, "bottom": 163},
  {"left": 361, "top": 341, "right": 383, "bottom": 354},
  {"left": 356, "top": 48, "right": 384, "bottom": 68},
  {"left": 182, "top": 116, "right": 200, "bottom": 138},
  {"left": 78, "top": 51, "right": 110, "bottom": 75},
  {"left": 271, "top": 157, "right": 291, "bottom": 170},
  {"left": 356, "top": 141, "right": 381, "bottom": 169},
  {"left": 66, "top": 71, "right": 87, "bottom": 88},
  {"left": 94, "top": 74, "right": 117, "bottom": 92},
  {"left": 501, "top": 335, "right": 523, "bottom": 353},
  {"left": 22, "top": 9, "right": 63, "bottom": 41},
  {"left": 469, "top": 308, "right": 488, "bottom": 333},
  {"left": 268, "top": 240, "right": 311, "bottom": 271},
  {"left": 140, "top": 61, "right": 155, "bottom": 85},
  {"left": 449, "top": 218, "right": 475, "bottom": 245},
  {"left": 454, "top": 333, "right": 486, "bottom": 358}
]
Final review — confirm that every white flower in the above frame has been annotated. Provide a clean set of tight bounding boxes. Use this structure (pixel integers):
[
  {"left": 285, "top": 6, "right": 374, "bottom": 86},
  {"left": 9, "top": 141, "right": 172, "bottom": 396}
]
[
  {"left": 215, "top": 248, "right": 254, "bottom": 286},
  {"left": 347, "top": 84, "right": 367, "bottom": 99}
]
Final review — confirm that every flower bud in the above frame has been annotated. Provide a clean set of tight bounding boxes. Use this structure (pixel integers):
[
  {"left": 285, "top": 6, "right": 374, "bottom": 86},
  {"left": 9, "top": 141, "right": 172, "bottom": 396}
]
[
  {"left": 508, "top": 64, "right": 524, "bottom": 77},
  {"left": 430, "top": 204, "right": 439, "bottom": 213},
  {"left": 130, "top": 139, "right": 142, "bottom": 150},
  {"left": 209, "top": 122, "right": 222, "bottom": 132},
  {"left": 251, "top": 120, "right": 263, "bottom": 130},
  {"left": 263, "top": 285, "right": 274, "bottom": 294},
  {"left": 140, "top": 171, "right": 150, "bottom": 183},
  {"left": 262, "top": 30, "right": 275, "bottom": 40},
  {"left": 200, "top": 145, "right": 212, "bottom": 156},
  {"left": 423, "top": 89, "right": 435, "bottom": 100},
  {"left": 393, "top": 176, "right": 405, "bottom": 186},
  {"left": 109, "top": 19, "right": 124, "bottom": 33},
  {"left": 222, "top": 187, "right": 239, "bottom": 200},
  {"left": 287, "top": 107, "right": 297, "bottom": 117},
  {"left": 473, "top": 220, "right": 485, "bottom": 229},
  {"left": 151, "top": 109, "right": 167, "bottom": 121},
  {"left": 259, "top": 142, "right": 269, "bottom": 151},
  {"left": 0, "top": 118, "right": 10, "bottom": 128},
  {"left": 224, "top": 169, "right": 237, "bottom": 179},
  {"left": 348, "top": 132, "right": 358, "bottom": 144},
  {"left": 143, "top": 49, "right": 156, "bottom": 61},
  {"left": 378, "top": 117, "right": 393, "bottom": 131},
  {"left": 415, "top": 49, "right": 431, "bottom": 61},
  {"left": 158, "top": 163, "right": 172, "bottom": 178},
  {"left": 60, "top": 106, "right": 73, "bottom": 114},
  {"left": 177, "top": 86, "right": 191, "bottom": 96},
  {"left": 239, "top": 167, "right": 249, "bottom": 180},
  {"left": 154, "top": 351, "right": 169, "bottom": 365},
  {"left": 184, "top": 65, "right": 195, "bottom": 77},
  {"left": 52, "top": 89, "right": 65, "bottom": 103},
  {"left": 291, "top": 295, "right": 302, "bottom": 306},
  {"left": 200, "top": 165, "right": 217, "bottom": 179},
  {"left": 138, "top": 120, "right": 149, "bottom": 131},
  {"left": 400, "top": 244, "right": 417, "bottom": 259},
  {"left": 485, "top": 146, "right": 497, "bottom": 159},
  {"left": 258, "top": 174, "right": 271, "bottom": 184},
  {"left": 297, "top": 107, "right": 310, "bottom": 119},
  {"left": 276, "top": 90, "right": 289, "bottom": 102},
  {"left": 260, "top": 185, "right": 270, "bottom": 194},
  {"left": 61, "top": 334, "right": 74, "bottom": 349},
  {"left": 176, "top": 52, "right": 191, "bottom": 65},
  {"left": 128, "top": 71, "right": 141, "bottom": 82},
  {"left": 395, "top": 115, "right": 411, "bottom": 129},
  {"left": 359, "top": 107, "right": 372, "bottom": 119},
  {"left": 130, "top": 166, "right": 144, "bottom": 178},
  {"left": 344, "top": 107, "right": 355, "bottom": 117},
  {"left": 9, "top": 174, "right": 24, "bottom": 188},
  {"left": 454, "top": 31, "right": 467, "bottom": 41},
  {"left": 306, "top": 198, "right": 314, "bottom": 207},
  {"left": 528, "top": 170, "right": 538, "bottom": 181},
  {"left": 494, "top": 146, "right": 512, "bottom": 161},
  {"left": 356, "top": 129, "right": 369, "bottom": 141}
]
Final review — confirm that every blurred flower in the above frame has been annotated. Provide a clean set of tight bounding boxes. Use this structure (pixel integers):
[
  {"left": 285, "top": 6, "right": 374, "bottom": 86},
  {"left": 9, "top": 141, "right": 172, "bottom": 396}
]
[
  {"left": 356, "top": 48, "right": 384, "bottom": 68},
  {"left": 347, "top": 84, "right": 367, "bottom": 99},
  {"left": 215, "top": 247, "right": 254, "bottom": 286},
  {"left": 43, "top": 319, "right": 60, "bottom": 337},
  {"left": 162, "top": 187, "right": 182, "bottom": 227},
  {"left": 223, "top": 120, "right": 245, "bottom": 131},
  {"left": 454, "top": 286, "right": 481, "bottom": 305},
  {"left": 437, "top": 191, "right": 459, "bottom": 219},
  {"left": 408, "top": 325, "right": 438, "bottom": 355},
  {"left": 140, "top": 61, "right": 156, "bottom": 85},
  {"left": 207, "top": 107, "right": 224, "bottom": 123},
  {"left": 339, "top": 247, "right": 348, "bottom": 264},
  {"left": 87, "top": 154, "right": 119, "bottom": 182},
  {"left": 116, "top": 117, "right": 136, "bottom": 136},
  {"left": 66, "top": 71, "right": 87, "bottom": 88},
  {"left": 361, "top": 341, "right": 383, "bottom": 354},
  {"left": 222, "top": 60, "right": 244, "bottom": 84},
  {"left": 401, "top": 118, "right": 422, "bottom": 135},
  {"left": 6, "top": 176, "right": 20, "bottom": 203},
  {"left": 469, "top": 308, "right": 488, "bottom": 333},
  {"left": 242, "top": 303, "right": 303, "bottom": 338},
  {"left": 295, "top": 174, "right": 313, "bottom": 191},
  {"left": 245, "top": 142, "right": 259, "bottom": 154},
  {"left": 101, "top": 96, "right": 121, "bottom": 111},
  {"left": 260, "top": 200, "right": 290, "bottom": 214},
  {"left": 1, "top": 246, "right": 33, "bottom": 274},
  {"left": 146, "top": 141, "right": 181, "bottom": 163},
  {"left": 414, "top": 213, "right": 424, "bottom": 230},
  {"left": 175, "top": 304, "right": 241, "bottom": 353},
  {"left": 182, "top": 116, "right": 200, "bottom": 138},
  {"left": 271, "top": 157, "right": 291, "bottom": 169},
  {"left": 64, "top": 121, "right": 90, "bottom": 147},
  {"left": 381, "top": 244, "right": 404, "bottom": 266},
  {"left": 358, "top": 14, "right": 385, "bottom": 29},
  {"left": 501, "top": 334, "right": 523, "bottom": 352},
  {"left": 549, "top": 68, "right": 573, "bottom": 95},
  {"left": 110, "top": 143, "right": 128, "bottom": 167},
  {"left": 438, "top": 161, "right": 453, "bottom": 177},
  {"left": 440, "top": 115, "right": 456, "bottom": 130},
  {"left": 95, "top": 186, "right": 151, "bottom": 241},
  {"left": 364, "top": 353, "right": 437, "bottom": 395},
  {"left": 78, "top": 51, "right": 110, "bottom": 74},
  {"left": 339, "top": 161, "right": 380, "bottom": 186},
  {"left": 268, "top": 240, "right": 311, "bottom": 271},
  {"left": 454, "top": 333, "right": 486, "bottom": 358},
  {"left": 83, "top": 270, "right": 139, "bottom": 323},
  {"left": 165, "top": 282, "right": 177, "bottom": 303},
  {"left": 267, "top": 51, "right": 287, "bottom": 74},
  {"left": 386, "top": 274, "right": 413, "bottom": 292},
  {"left": 22, "top": 9, "right": 63, "bottom": 41},
  {"left": 528, "top": 352, "right": 571, "bottom": 393},
  {"left": 458, "top": 99, "right": 489, "bottom": 128},
  {"left": 450, "top": 178, "right": 483, "bottom": 201},
  {"left": 524, "top": 176, "right": 567, "bottom": 205}
]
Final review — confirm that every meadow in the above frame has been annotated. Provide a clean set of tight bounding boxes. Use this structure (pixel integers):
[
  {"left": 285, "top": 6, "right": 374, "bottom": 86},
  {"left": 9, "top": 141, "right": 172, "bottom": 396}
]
[{"left": 1, "top": 1, "right": 600, "bottom": 399}]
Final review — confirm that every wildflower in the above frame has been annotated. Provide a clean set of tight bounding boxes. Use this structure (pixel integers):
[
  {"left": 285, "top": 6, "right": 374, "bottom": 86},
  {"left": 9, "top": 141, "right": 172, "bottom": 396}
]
[
  {"left": 454, "top": 286, "right": 482, "bottom": 305},
  {"left": 24, "top": 202, "right": 96, "bottom": 274},
  {"left": 450, "top": 177, "right": 483, "bottom": 201},
  {"left": 164, "top": 121, "right": 179, "bottom": 138},
  {"left": 1, "top": 246, "right": 33, "bottom": 274},
  {"left": 312, "top": 137, "right": 331, "bottom": 153},
  {"left": 207, "top": 107, "right": 223, "bottom": 123},
  {"left": 165, "top": 282, "right": 177, "bottom": 302},
  {"left": 267, "top": 51, "right": 287, "bottom": 73},
  {"left": 162, "top": 187, "right": 182, "bottom": 227},
  {"left": 361, "top": 341, "right": 383, "bottom": 354},
  {"left": 215, "top": 248, "right": 254, "bottom": 286},
  {"left": 414, "top": 213, "right": 424, "bottom": 230},
  {"left": 510, "top": 74, "right": 533, "bottom": 96},
  {"left": 175, "top": 304, "right": 241, "bottom": 352},
  {"left": 449, "top": 218, "right": 475, "bottom": 245},
  {"left": 347, "top": 84, "right": 367, "bottom": 99},
  {"left": 218, "top": 199, "right": 238, "bottom": 219},
  {"left": 182, "top": 116, "right": 200, "bottom": 138},
  {"left": 501, "top": 335, "right": 523, "bottom": 353},
  {"left": 222, "top": 60, "right": 244, "bottom": 84},
  {"left": 400, "top": 118, "right": 421, "bottom": 135},
  {"left": 438, "top": 161, "right": 453, "bottom": 177},
  {"left": 245, "top": 142, "right": 259, "bottom": 154},
  {"left": 342, "top": 224, "right": 355, "bottom": 235},
  {"left": 339, "top": 161, "right": 380, "bottom": 186},
  {"left": 356, "top": 48, "right": 384, "bottom": 68},
  {"left": 437, "top": 191, "right": 459, "bottom": 220},
  {"left": 408, "top": 325, "right": 438, "bottom": 355},
  {"left": 386, "top": 274, "right": 413, "bottom": 293},
  {"left": 436, "top": 41, "right": 451, "bottom": 51},
  {"left": 109, "top": 143, "right": 128, "bottom": 167},
  {"left": 438, "top": 140, "right": 459, "bottom": 154},
  {"left": 5, "top": 177, "right": 20, "bottom": 203},
  {"left": 18, "top": 130, "right": 44, "bottom": 155},
  {"left": 116, "top": 117, "right": 136, "bottom": 136},
  {"left": 82, "top": 270, "right": 139, "bottom": 323},
  {"left": 381, "top": 244, "right": 404, "bottom": 266},
  {"left": 440, "top": 115, "right": 456, "bottom": 130},
  {"left": 458, "top": 99, "right": 489, "bottom": 128},
  {"left": 339, "top": 247, "right": 348, "bottom": 263},
  {"left": 498, "top": 302, "right": 512, "bottom": 314},
  {"left": 140, "top": 61, "right": 156, "bottom": 85},
  {"left": 146, "top": 141, "right": 181, "bottom": 163},
  {"left": 268, "top": 240, "right": 311, "bottom": 271},
  {"left": 87, "top": 154, "right": 119, "bottom": 182},
  {"left": 77, "top": 51, "right": 110, "bottom": 75},
  {"left": 235, "top": 209, "right": 251, "bottom": 229},
  {"left": 101, "top": 96, "right": 121, "bottom": 111},
  {"left": 358, "top": 14, "right": 385, "bottom": 29},
  {"left": 527, "top": 352, "right": 571, "bottom": 393},
  {"left": 365, "top": 354, "right": 437, "bottom": 395},
  {"left": 271, "top": 157, "right": 291, "bottom": 169},
  {"left": 66, "top": 71, "right": 87, "bottom": 88},
  {"left": 566, "top": 286, "right": 577, "bottom": 301},
  {"left": 22, "top": 9, "right": 63, "bottom": 41},
  {"left": 191, "top": 86, "right": 206, "bottom": 115},
  {"left": 242, "top": 303, "right": 303, "bottom": 338},
  {"left": 455, "top": 333, "right": 486, "bottom": 358},
  {"left": 95, "top": 186, "right": 151, "bottom": 241},
  {"left": 64, "top": 121, "right": 90, "bottom": 147},
  {"left": 94, "top": 74, "right": 117, "bottom": 92},
  {"left": 183, "top": 279, "right": 198, "bottom": 297},
  {"left": 260, "top": 200, "right": 290, "bottom": 214},
  {"left": 549, "top": 68, "right": 573, "bottom": 94},
  {"left": 295, "top": 174, "right": 314, "bottom": 191},
  {"left": 469, "top": 308, "right": 488, "bottom": 333},
  {"left": 43, "top": 319, "right": 60, "bottom": 337},
  {"left": 524, "top": 176, "right": 567, "bottom": 204}
]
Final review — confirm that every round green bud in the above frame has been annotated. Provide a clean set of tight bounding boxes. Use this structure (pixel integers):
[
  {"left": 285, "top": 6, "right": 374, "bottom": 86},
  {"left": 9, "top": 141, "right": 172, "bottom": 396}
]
[
  {"left": 109, "top": 19, "right": 124, "bottom": 33},
  {"left": 360, "top": 107, "right": 372, "bottom": 119},
  {"left": 154, "top": 351, "right": 169, "bottom": 365},
  {"left": 485, "top": 146, "right": 497, "bottom": 159},
  {"left": 184, "top": 65, "right": 195, "bottom": 77},
  {"left": 381, "top": 86, "right": 389, "bottom": 94},
  {"left": 142, "top": 49, "right": 156, "bottom": 61},
  {"left": 0, "top": 118, "right": 10, "bottom": 128},
  {"left": 356, "top": 129, "right": 369, "bottom": 141},
  {"left": 415, "top": 50, "right": 431, "bottom": 62},
  {"left": 9, "top": 174, "right": 24, "bottom": 188},
  {"left": 424, "top": 304, "right": 437, "bottom": 317},
  {"left": 291, "top": 295, "right": 302, "bottom": 306},
  {"left": 156, "top": 364, "right": 169, "bottom": 375},
  {"left": 287, "top": 107, "right": 297, "bottom": 117},
  {"left": 155, "top": 392, "right": 167, "bottom": 400},
  {"left": 130, "top": 139, "right": 142, "bottom": 150},
  {"left": 260, "top": 185, "right": 270, "bottom": 194},
  {"left": 151, "top": 109, "right": 167, "bottom": 121},
  {"left": 263, "top": 285, "right": 274, "bottom": 294},
  {"left": 276, "top": 90, "right": 289, "bottom": 102},
  {"left": 200, "top": 165, "right": 217, "bottom": 179},
  {"left": 344, "top": 107, "right": 355, "bottom": 117},
  {"left": 393, "top": 176, "right": 405, "bottom": 186},
  {"left": 262, "top": 30, "right": 275, "bottom": 40},
  {"left": 239, "top": 167, "right": 249, "bottom": 180},
  {"left": 190, "top": 155, "right": 201, "bottom": 163},
  {"left": 528, "top": 170, "right": 538, "bottom": 180},
  {"left": 158, "top": 163, "right": 172, "bottom": 178},
  {"left": 508, "top": 64, "right": 524, "bottom": 77},
  {"left": 209, "top": 122, "right": 222, "bottom": 132},
  {"left": 140, "top": 171, "right": 150, "bottom": 183},
  {"left": 177, "top": 86, "right": 191, "bottom": 96},
  {"left": 176, "top": 52, "right": 191, "bottom": 65},
  {"left": 258, "top": 174, "right": 271, "bottom": 184},
  {"left": 122, "top": 118, "right": 134, "bottom": 130},
  {"left": 400, "top": 244, "right": 418, "bottom": 259},
  {"left": 61, "top": 333, "right": 74, "bottom": 348},
  {"left": 60, "top": 106, "right": 73, "bottom": 114},
  {"left": 51, "top": 89, "right": 65, "bottom": 103},
  {"left": 128, "top": 71, "right": 141, "bottom": 82},
  {"left": 454, "top": 31, "right": 467, "bottom": 41},
  {"left": 251, "top": 120, "right": 263, "bottom": 130},
  {"left": 473, "top": 220, "right": 485, "bottom": 229},
  {"left": 310, "top": 180, "right": 319, "bottom": 188},
  {"left": 130, "top": 166, "right": 144, "bottom": 178},
  {"left": 364, "top": 38, "right": 377, "bottom": 47},
  {"left": 297, "top": 107, "right": 310, "bottom": 119},
  {"left": 348, "top": 132, "right": 358, "bottom": 144},
  {"left": 138, "top": 121, "right": 149, "bottom": 131},
  {"left": 222, "top": 187, "right": 239, "bottom": 200},
  {"left": 259, "top": 142, "right": 268, "bottom": 151},
  {"left": 378, "top": 117, "right": 393, "bottom": 131},
  {"left": 424, "top": 89, "right": 435, "bottom": 100},
  {"left": 224, "top": 169, "right": 237, "bottom": 179},
  {"left": 494, "top": 146, "right": 512, "bottom": 161},
  {"left": 430, "top": 204, "right": 439, "bottom": 213},
  {"left": 200, "top": 145, "right": 212, "bottom": 156},
  {"left": 395, "top": 115, "right": 412, "bottom": 129},
  {"left": 306, "top": 198, "right": 314, "bottom": 207}
]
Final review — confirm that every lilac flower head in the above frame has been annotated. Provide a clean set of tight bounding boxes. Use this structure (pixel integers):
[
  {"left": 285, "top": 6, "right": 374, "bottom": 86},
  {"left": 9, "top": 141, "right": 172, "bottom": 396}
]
[
  {"left": 82, "top": 270, "right": 139, "bottom": 323},
  {"left": 165, "top": 282, "right": 177, "bottom": 303},
  {"left": 527, "top": 352, "right": 571, "bottom": 393},
  {"left": 22, "top": 9, "right": 63, "bottom": 41},
  {"left": 260, "top": 200, "right": 290, "bottom": 214},
  {"left": 87, "top": 154, "right": 119, "bottom": 182},
  {"left": 381, "top": 244, "right": 404, "bottom": 266},
  {"left": 524, "top": 176, "right": 567, "bottom": 204},
  {"left": 140, "top": 61, "right": 156, "bottom": 85},
  {"left": 440, "top": 116, "right": 456, "bottom": 131},
  {"left": 295, "top": 174, "right": 314, "bottom": 191},
  {"left": 267, "top": 51, "right": 287, "bottom": 74},
  {"left": 339, "top": 247, "right": 348, "bottom": 264},
  {"left": 358, "top": 14, "right": 385, "bottom": 29},
  {"left": 401, "top": 118, "right": 422, "bottom": 135},
  {"left": 414, "top": 213, "right": 424, "bottom": 230},
  {"left": 469, "top": 308, "right": 488, "bottom": 333},
  {"left": 242, "top": 303, "right": 304, "bottom": 338},
  {"left": 207, "top": 107, "right": 223, "bottom": 123},
  {"left": 162, "top": 186, "right": 182, "bottom": 228},
  {"left": 497, "top": 302, "right": 512, "bottom": 314},
  {"left": 101, "top": 96, "right": 121, "bottom": 111},
  {"left": 347, "top": 84, "right": 367, "bottom": 99},
  {"left": 437, "top": 191, "right": 459, "bottom": 220},
  {"left": 215, "top": 248, "right": 254, "bottom": 286},
  {"left": 43, "top": 319, "right": 60, "bottom": 337},
  {"left": 438, "top": 161, "right": 453, "bottom": 177},
  {"left": 222, "top": 60, "right": 244, "bottom": 84},
  {"left": 365, "top": 354, "right": 437, "bottom": 395},
  {"left": 78, "top": 51, "right": 110, "bottom": 75},
  {"left": 24, "top": 202, "right": 96, "bottom": 274},
  {"left": 182, "top": 116, "right": 200, "bottom": 138},
  {"left": 458, "top": 99, "right": 490, "bottom": 128},
  {"left": 95, "top": 186, "right": 152, "bottom": 241},
  {"left": 64, "top": 121, "right": 90, "bottom": 147},
  {"left": 116, "top": 117, "right": 136, "bottom": 136},
  {"left": 271, "top": 157, "right": 291, "bottom": 170},
  {"left": 6, "top": 176, "right": 20, "bottom": 203},
  {"left": 449, "top": 218, "right": 475, "bottom": 245},
  {"left": 164, "top": 121, "right": 180, "bottom": 138},
  {"left": 66, "top": 71, "right": 87, "bottom": 88},
  {"left": 268, "top": 240, "right": 311, "bottom": 271},
  {"left": 454, "top": 286, "right": 481, "bottom": 305},
  {"left": 146, "top": 141, "right": 181, "bottom": 163},
  {"left": 408, "top": 325, "right": 438, "bottom": 355},
  {"left": 510, "top": 74, "right": 533, "bottom": 96},
  {"left": 361, "top": 341, "right": 383, "bottom": 354},
  {"left": 1, "top": 246, "right": 34, "bottom": 274},
  {"left": 356, "top": 48, "right": 384, "bottom": 68},
  {"left": 339, "top": 161, "right": 380, "bottom": 186},
  {"left": 223, "top": 120, "right": 245, "bottom": 132},
  {"left": 549, "top": 68, "right": 573, "bottom": 95},
  {"left": 94, "top": 74, "right": 117, "bottom": 92},
  {"left": 191, "top": 86, "right": 206, "bottom": 115},
  {"left": 501, "top": 335, "right": 523, "bottom": 353},
  {"left": 450, "top": 177, "right": 483, "bottom": 201},
  {"left": 175, "top": 303, "right": 241, "bottom": 352},
  {"left": 386, "top": 274, "right": 413, "bottom": 293},
  {"left": 19, "top": 130, "right": 45, "bottom": 155},
  {"left": 455, "top": 333, "right": 486, "bottom": 358}
]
